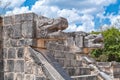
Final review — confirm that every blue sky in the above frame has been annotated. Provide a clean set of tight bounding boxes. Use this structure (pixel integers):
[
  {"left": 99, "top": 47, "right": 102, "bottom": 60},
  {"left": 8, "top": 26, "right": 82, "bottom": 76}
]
[{"left": 0, "top": 0, "right": 120, "bottom": 32}]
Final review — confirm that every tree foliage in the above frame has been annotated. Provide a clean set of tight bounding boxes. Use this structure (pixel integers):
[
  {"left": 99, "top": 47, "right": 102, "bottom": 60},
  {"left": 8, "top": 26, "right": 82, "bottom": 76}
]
[{"left": 91, "top": 27, "right": 120, "bottom": 62}]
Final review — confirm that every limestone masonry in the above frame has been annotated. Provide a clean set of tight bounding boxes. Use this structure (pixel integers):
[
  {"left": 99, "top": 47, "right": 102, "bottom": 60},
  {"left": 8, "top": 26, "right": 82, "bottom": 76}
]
[{"left": 0, "top": 13, "right": 120, "bottom": 80}]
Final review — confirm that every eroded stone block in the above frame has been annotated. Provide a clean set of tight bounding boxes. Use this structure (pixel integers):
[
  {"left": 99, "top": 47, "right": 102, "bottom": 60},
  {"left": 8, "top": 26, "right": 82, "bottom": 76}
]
[
  {"left": 8, "top": 48, "right": 16, "bottom": 59},
  {"left": 15, "top": 73, "right": 24, "bottom": 80},
  {"left": 15, "top": 60, "right": 24, "bottom": 72},
  {"left": 3, "top": 16, "right": 13, "bottom": 25},
  {"left": 5, "top": 73, "right": 14, "bottom": 80},
  {"left": 17, "top": 48, "right": 24, "bottom": 58},
  {"left": 10, "top": 24, "right": 22, "bottom": 39},
  {"left": 22, "top": 21, "right": 34, "bottom": 38},
  {"left": 0, "top": 60, "right": 4, "bottom": 71},
  {"left": 7, "top": 60, "right": 14, "bottom": 72}
]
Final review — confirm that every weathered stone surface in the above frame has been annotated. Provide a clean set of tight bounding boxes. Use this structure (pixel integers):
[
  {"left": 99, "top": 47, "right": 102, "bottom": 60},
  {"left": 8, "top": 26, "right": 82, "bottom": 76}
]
[
  {"left": 7, "top": 60, "right": 14, "bottom": 72},
  {"left": 8, "top": 48, "right": 16, "bottom": 58},
  {"left": 25, "top": 62, "right": 34, "bottom": 74},
  {"left": 36, "top": 77, "right": 46, "bottom": 80},
  {"left": 3, "top": 39, "right": 11, "bottom": 47},
  {"left": 3, "top": 16, "right": 13, "bottom": 25},
  {"left": 15, "top": 60, "right": 24, "bottom": 72},
  {"left": 15, "top": 14, "right": 22, "bottom": 23},
  {"left": 15, "top": 73, "right": 24, "bottom": 80},
  {"left": 1, "top": 13, "right": 106, "bottom": 80},
  {"left": 5, "top": 73, "right": 14, "bottom": 80},
  {"left": 25, "top": 75, "right": 34, "bottom": 80},
  {"left": 75, "top": 35, "right": 83, "bottom": 48},
  {"left": 0, "top": 72, "right": 4, "bottom": 80},
  {"left": 22, "top": 13, "right": 36, "bottom": 21},
  {"left": 22, "top": 21, "right": 34, "bottom": 38},
  {"left": 10, "top": 24, "right": 22, "bottom": 39},
  {"left": 36, "top": 16, "right": 68, "bottom": 38},
  {"left": 0, "top": 60, "right": 4, "bottom": 71},
  {"left": 0, "top": 49, "right": 3, "bottom": 59},
  {"left": 17, "top": 48, "right": 24, "bottom": 58},
  {"left": 10, "top": 39, "right": 18, "bottom": 47}
]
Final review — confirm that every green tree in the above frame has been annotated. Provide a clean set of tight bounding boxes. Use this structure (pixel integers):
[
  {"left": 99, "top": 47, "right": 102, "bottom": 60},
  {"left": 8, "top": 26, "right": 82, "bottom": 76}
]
[{"left": 91, "top": 27, "right": 120, "bottom": 62}]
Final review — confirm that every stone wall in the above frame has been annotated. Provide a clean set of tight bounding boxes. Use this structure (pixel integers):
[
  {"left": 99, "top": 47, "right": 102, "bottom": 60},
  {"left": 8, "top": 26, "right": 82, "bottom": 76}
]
[{"left": 2, "top": 13, "right": 46, "bottom": 80}]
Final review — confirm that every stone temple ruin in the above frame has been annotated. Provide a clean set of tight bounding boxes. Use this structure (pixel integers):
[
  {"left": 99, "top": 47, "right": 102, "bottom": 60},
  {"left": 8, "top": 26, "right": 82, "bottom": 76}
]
[{"left": 0, "top": 13, "right": 120, "bottom": 80}]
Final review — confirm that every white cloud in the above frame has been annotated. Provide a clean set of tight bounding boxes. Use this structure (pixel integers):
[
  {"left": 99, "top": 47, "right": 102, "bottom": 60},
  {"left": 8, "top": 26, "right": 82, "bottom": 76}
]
[
  {"left": 4, "top": 0, "right": 117, "bottom": 32},
  {"left": 109, "top": 14, "right": 120, "bottom": 29},
  {"left": 5, "top": 6, "right": 30, "bottom": 15},
  {"left": 0, "top": 0, "right": 26, "bottom": 8}
]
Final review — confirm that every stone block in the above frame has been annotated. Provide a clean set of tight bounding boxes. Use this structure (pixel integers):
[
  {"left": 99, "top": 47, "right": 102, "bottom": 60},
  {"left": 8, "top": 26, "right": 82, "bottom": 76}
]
[
  {"left": 0, "top": 72, "right": 4, "bottom": 80},
  {"left": 66, "top": 68, "right": 75, "bottom": 76},
  {"left": 22, "top": 21, "right": 34, "bottom": 38},
  {"left": 0, "top": 49, "right": 3, "bottom": 59},
  {"left": 114, "top": 72, "right": 120, "bottom": 78},
  {"left": 3, "top": 16, "right": 13, "bottom": 25},
  {"left": 56, "top": 59, "right": 64, "bottom": 67},
  {"left": 70, "top": 60, "right": 83, "bottom": 67},
  {"left": 15, "top": 60, "right": 24, "bottom": 72},
  {"left": 5, "top": 73, "right": 14, "bottom": 80},
  {"left": 64, "top": 59, "right": 71, "bottom": 67},
  {"left": 25, "top": 62, "right": 33, "bottom": 74},
  {"left": 75, "top": 35, "right": 83, "bottom": 47},
  {"left": 18, "top": 39, "right": 25, "bottom": 46},
  {"left": 36, "top": 77, "right": 46, "bottom": 80},
  {"left": 22, "top": 13, "right": 36, "bottom": 21},
  {"left": 70, "top": 60, "right": 77, "bottom": 67},
  {"left": 8, "top": 48, "right": 16, "bottom": 59},
  {"left": 79, "top": 68, "right": 91, "bottom": 75},
  {"left": 7, "top": 60, "right": 14, "bottom": 72},
  {"left": 25, "top": 75, "right": 34, "bottom": 80},
  {"left": 54, "top": 51, "right": 65, "bottom": 58},
  {"left": 65, "top": 52, "right": 75, "bottom": 59},
  {"left": 3, "top": 39, "right": 11, "bottom": 47},
  {"left": 3, "top": 26, "right": 11, "bottom": 39},
  {"left": 25, "top": 75, "right": 31, "bottom": 80},
  {"left": 10, "top": 39, "right": 18, "bottom": 47},
  {"left": 3, "top": 48, "right": 7, "bottom": 58},
  {"left": 15, "top": 73, "right": 24, "bottom": 80},
  {"left": 9, "top": 24, "right": 22, "bottom": 39},
  {"left": 17, "top": 48, "right": 24, "bottom": 58},
  {"left": 47, "top": 43, "right": 56, "bottom": 50},
  {"left": 0, "top": 60, "right": 4, "bottom": 71},
  {"left": 86, "top": 76, "right": 97, "bottom": 80},
  {"left": 64, "top": 46, "right": 70, "bottom": 51},
  {"left": 15, "top": 14, "right": 22, "bottom": 23},
  {"left": 25, "top": 39, "right": 33, "bottom": 46},
  {"left": 76, "top": 61, "right": 83, "bottom": 67},
  {"left": 55, "top": 44, "right": 64, "bottom": 51}
]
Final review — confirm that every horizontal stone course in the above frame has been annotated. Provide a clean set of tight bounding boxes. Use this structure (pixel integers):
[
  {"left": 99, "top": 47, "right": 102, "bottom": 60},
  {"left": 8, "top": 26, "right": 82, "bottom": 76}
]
[
  {"left": 72, "top": 75, "right": 97, "bottom": 80},
  {"left": 64, "top": 67, "right": 91, "bottom": 76},
  {"left": 3, "top": 13, "right": 38, "bottom": 25}
]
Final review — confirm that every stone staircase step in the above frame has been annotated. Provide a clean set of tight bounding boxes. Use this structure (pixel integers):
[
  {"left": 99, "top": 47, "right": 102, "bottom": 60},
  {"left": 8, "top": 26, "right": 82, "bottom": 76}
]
[
  {"left": 71, "top": 74, "right": 98, "bottom": 80},
  {"left": 55, "top": 58, "right": 83, "bottom": 67},
  {"left": 63, "top": 67, "right": 91, "bottom": 76},
  {"left": 29, "top": 47, "right": 72, "bottom": 80}
]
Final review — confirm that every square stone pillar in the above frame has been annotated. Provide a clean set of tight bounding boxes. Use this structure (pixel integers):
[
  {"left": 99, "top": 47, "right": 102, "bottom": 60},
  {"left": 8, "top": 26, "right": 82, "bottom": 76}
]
[{"left": 2, "top": 13, "right": 38, "bottom": 80}]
